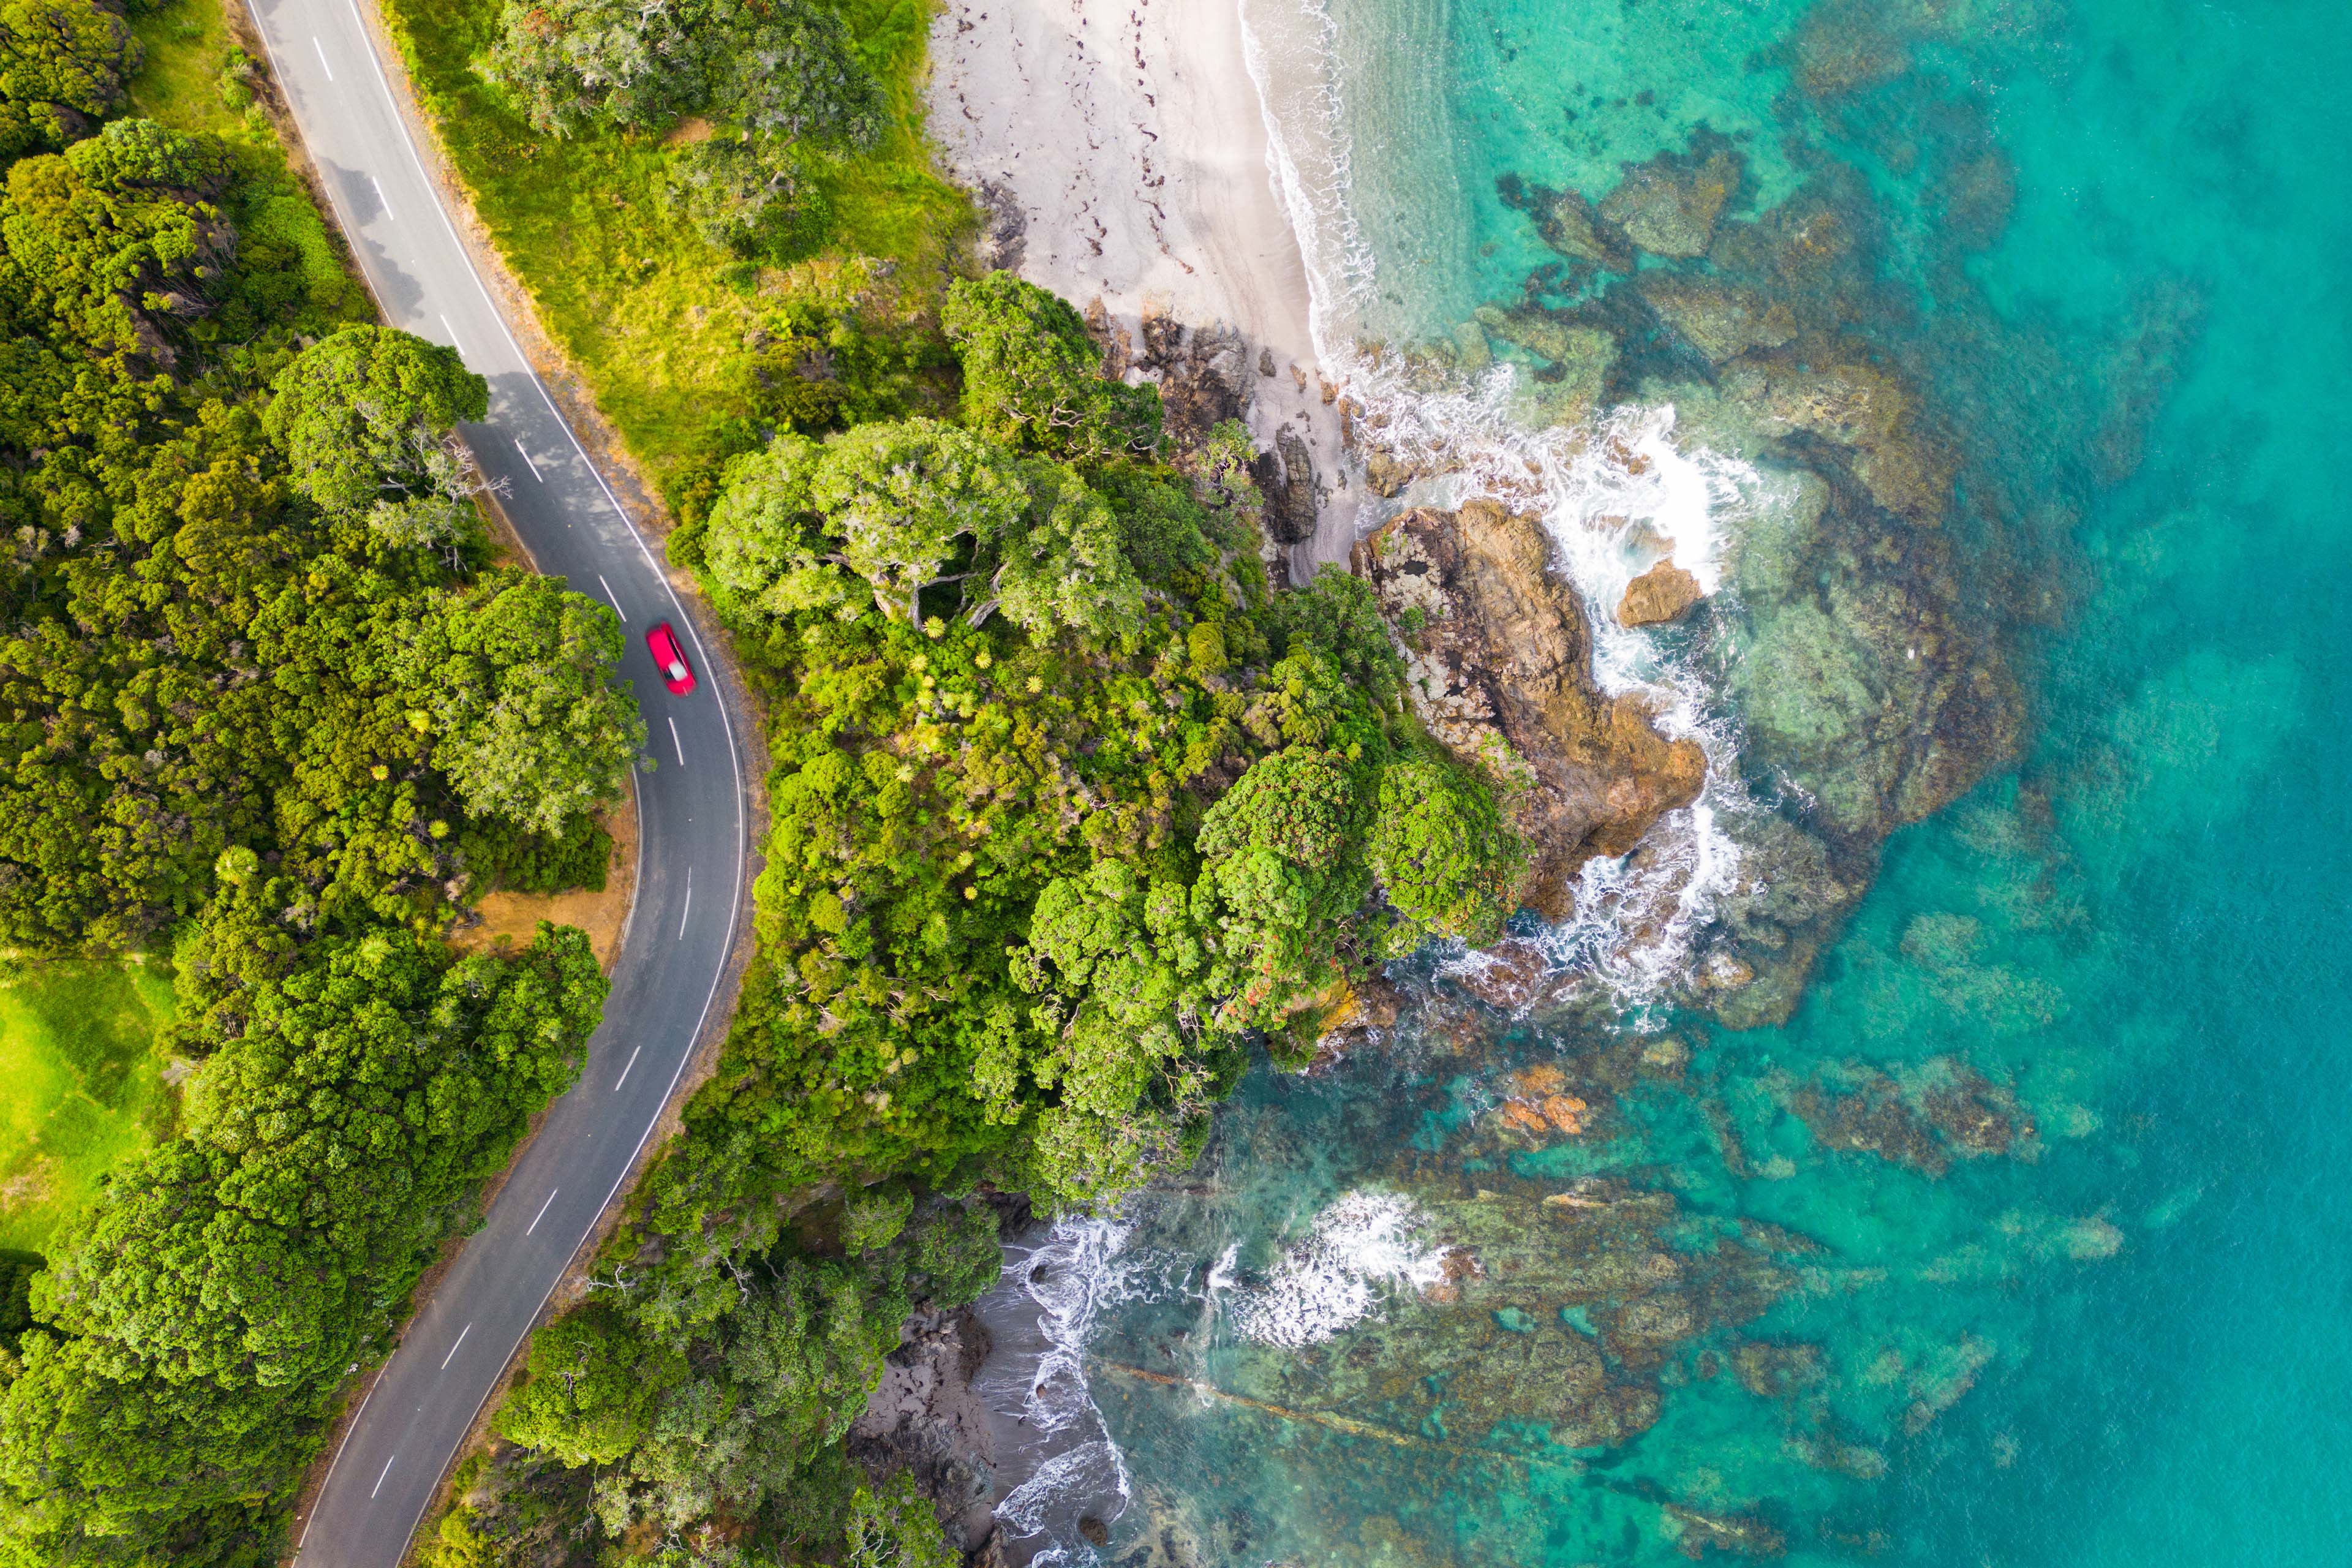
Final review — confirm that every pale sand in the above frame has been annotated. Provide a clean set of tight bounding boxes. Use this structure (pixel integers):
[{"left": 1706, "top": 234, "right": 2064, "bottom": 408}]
[{"left": 925, "top": 0, "right": 1361, "bottom": 567}]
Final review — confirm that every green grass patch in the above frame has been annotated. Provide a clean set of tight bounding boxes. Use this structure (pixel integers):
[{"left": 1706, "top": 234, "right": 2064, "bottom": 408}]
[
  {"left": 374, "top": 0, "right": 975, "bottom": 504},
  {"left": 0, "top": 960, "right": 178, "bottom": 1254},
  {"left": 125, "top": 0, "right": 249, "bottom": 137}
]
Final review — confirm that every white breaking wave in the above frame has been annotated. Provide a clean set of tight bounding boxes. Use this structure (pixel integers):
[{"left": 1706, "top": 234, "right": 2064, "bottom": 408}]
[
  {"left": 1238, "top": 0, "right": 1377, "bottom": 369},
  {"left": 995, "top": 1439, "right": 1133, "bottom": 1540},
  {"left": 1227, "top": 1190, "right": 1447, "bottom": 1348},
  {"left": 979, "top": 1216, "right": 1145, "bottom": 1440}
]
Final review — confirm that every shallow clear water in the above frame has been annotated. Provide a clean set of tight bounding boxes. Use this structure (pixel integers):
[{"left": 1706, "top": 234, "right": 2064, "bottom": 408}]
[{"left": 999, "top": 1, "right": 2352, "bottom": 1562}]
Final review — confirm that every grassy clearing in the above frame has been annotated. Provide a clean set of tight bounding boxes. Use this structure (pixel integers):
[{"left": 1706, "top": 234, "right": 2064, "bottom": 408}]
[
  {"left": 124, "top": 0, "right": 247, "bottom": 135},
  {"left": 0, "top": 960, "right": 177, "bottom": 1254},
  {"left": 374, "top": 0, "right": 975, "bottom": 509}
]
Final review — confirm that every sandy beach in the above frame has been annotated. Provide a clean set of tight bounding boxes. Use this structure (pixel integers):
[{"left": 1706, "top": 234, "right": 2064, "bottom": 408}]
[{"left": 925, "top": 0, "right": 1361, "bottom": 567}]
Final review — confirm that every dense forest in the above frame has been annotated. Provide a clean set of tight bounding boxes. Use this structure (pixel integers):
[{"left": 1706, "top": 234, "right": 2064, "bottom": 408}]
[
  {"left": 0, "top": 0, "right": 1523, "bottom": 1562},
  {"left": 0, "top": 0, "right": 638, "bottom": 1561}
]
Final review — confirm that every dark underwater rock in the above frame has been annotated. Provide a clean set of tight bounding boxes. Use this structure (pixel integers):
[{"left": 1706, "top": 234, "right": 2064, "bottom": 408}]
[
  {"left": 1597, "top": 134, "right": 1746, "bottom": 258},
  {"left": 1634, "top": 274, "right": 1798, "bottom": 365}
]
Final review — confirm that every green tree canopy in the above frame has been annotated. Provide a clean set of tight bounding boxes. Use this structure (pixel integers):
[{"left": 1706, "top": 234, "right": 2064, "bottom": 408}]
[
  {"left": 0, "top": 117, "right": 233, "bottom": 365},
  {"left": 943, "top": 271, "right": 1161, "bottom": 463},
  {"left": 810, "top": 417, "right": 1027, "bottom": 624},
  {"left": 492, "top": 1302, "right": 687, "bottom": 1468},
  {"left": 0, "top": 0, "right": 140, "bottom": 163},
  {"left": 1193, "top": 744, "right": 1371, "bottom": 1032},
  {"left": 34, "top": 930, "right": 605, "bottom": 1390},
  {"left": 1, "top": 927, "right": 606, "bottom": 1562},
  {"left": 699, "top": 431, "right": 854, "bottom": 622},
  {"left": 485, "top": 0, "right": 880, "bottom": 146},
  {"left": 262, "top": 325, "right": 489, "bottom": 517},
  {"left": 663, "top": 132, "right": 820, "bottom": 258},
  {"left": 845, "top": 1471, "right": 959, "bottom": 1568},
  {"left": 587, "top": 1258, "right": 900, "bottom": 1537},
  {"left": 1368, "top": 756, "right": 1520, "bottom": 948},
  {"left": 405, "top": 570, "right": 646, "bottom": 837},
  {"left": 979, "top": 461, "right": 1142, "bottom": 643}
]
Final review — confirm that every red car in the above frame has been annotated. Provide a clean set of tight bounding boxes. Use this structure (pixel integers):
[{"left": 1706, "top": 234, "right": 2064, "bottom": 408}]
[{"left": 646, "top": 621, "right": 697, "bottom": 696}]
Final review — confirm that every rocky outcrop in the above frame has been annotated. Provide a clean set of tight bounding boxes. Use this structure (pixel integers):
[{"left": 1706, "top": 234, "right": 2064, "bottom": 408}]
[
  {"left": 1618, "top": 560, "right": 1704, "bottom": 627},
  {"left": 1354, "top": 499, "right": 1705, "bottom": 919},
  {"left": 1136, "top": 307, "right": 1248, "bottom": 448},
  {"left": 1251, "top": 427, "right": 1319, "bottom": 546},
  {"left": 1087, "top": 302, "right": 1249, "bottom": 451},
  {"left": 1408, "top": 134, "right": 2045, "bottom": 1025},
  {"left": 848, "top": 1308, "right": 1000, "bottom": 1556}
]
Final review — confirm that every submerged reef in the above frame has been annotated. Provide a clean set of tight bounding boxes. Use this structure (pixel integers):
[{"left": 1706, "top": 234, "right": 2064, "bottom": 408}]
[
  {"left": 1078, "top": 910, "right": 2125, "bottom": 1566},
  {"left": 1342, "top": 110, "right": 2160, "bottom": 1028}
]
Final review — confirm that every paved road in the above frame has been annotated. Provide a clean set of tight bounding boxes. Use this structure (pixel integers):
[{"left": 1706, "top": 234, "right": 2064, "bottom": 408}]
[{"left": 240, "top": 2, "right": 749, "bottom": 1561}]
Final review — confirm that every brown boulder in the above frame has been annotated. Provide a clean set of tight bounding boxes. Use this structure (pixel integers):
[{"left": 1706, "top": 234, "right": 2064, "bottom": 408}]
[
  {"left": 1355, "top": 500, "right": 1705, "bottom": 918},
  {"left": 1618, "top": 560, "right": 1705, "bottom": 627}
]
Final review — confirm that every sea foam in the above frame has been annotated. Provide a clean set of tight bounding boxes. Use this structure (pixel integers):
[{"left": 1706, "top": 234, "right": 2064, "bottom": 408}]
[{"left": 1226, "top": 1189, "right": 1447, "bottom": 1348}]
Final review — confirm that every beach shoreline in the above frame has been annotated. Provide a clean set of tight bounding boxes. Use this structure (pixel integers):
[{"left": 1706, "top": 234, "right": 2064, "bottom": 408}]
[{"left": 925, "top": 0, "right": 1362, "bottom": 570}]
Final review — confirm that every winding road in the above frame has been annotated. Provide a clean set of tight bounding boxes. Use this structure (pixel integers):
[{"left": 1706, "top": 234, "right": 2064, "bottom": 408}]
[{"left": 239, "top": 2, "right": 750, "bottom": 1561}]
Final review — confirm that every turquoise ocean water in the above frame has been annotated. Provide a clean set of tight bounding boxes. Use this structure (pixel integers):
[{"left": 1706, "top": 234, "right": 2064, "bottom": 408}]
[{"left": 995, "top": 1, "right": 2352, "bottom": 1562}]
